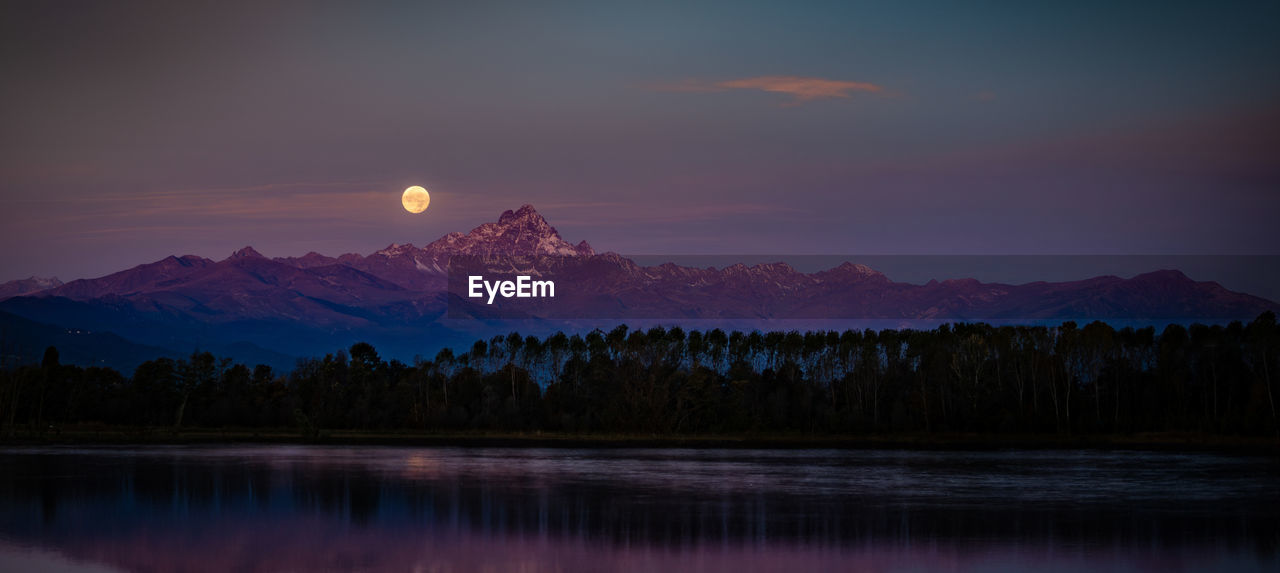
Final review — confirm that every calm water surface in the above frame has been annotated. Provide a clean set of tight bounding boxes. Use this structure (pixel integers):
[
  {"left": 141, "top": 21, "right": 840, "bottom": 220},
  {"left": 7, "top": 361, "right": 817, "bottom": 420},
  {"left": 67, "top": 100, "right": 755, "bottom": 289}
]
[{"left": 0, "top": 446, "right": 1276, "bottom": 572}]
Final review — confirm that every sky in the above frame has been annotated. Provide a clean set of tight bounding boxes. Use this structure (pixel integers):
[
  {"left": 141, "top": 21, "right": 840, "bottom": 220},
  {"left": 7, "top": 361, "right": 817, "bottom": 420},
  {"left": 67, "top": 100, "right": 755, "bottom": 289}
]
[{"left": 2, "top": 0, "right": 1278, "bottom": 283}]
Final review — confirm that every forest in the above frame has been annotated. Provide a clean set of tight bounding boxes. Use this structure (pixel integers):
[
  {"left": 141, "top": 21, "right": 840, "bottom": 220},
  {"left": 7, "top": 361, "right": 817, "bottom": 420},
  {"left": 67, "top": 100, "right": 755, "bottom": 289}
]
[{"left": 2, "top": 313, "right": 1278, "bottom": 438}]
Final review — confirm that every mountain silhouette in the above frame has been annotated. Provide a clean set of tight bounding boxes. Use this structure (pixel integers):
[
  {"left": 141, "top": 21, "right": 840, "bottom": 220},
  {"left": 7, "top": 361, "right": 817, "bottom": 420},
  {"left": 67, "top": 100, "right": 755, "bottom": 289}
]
[{"left": 1, "top": 205, "right": 1275, "bottom": 369}]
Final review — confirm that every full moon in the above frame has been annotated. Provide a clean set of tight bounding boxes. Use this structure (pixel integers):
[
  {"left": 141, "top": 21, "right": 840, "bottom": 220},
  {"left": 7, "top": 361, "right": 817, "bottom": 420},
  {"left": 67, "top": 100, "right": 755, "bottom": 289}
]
[{"left": 401, "top": 185, "right": 430, "bottom": 213}]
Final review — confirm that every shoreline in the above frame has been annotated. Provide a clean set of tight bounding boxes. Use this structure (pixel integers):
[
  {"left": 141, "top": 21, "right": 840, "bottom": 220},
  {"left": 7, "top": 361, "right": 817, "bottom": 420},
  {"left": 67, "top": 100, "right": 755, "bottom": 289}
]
[{"left": 2, "top": 429, "right": 1278, "bottom": 455}]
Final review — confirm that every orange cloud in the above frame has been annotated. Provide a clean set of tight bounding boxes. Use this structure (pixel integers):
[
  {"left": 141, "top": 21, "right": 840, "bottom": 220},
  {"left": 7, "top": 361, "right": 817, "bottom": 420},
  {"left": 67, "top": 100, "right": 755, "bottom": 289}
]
[{"left": 653, "top": 75, "right": 884, "bottom": 105}]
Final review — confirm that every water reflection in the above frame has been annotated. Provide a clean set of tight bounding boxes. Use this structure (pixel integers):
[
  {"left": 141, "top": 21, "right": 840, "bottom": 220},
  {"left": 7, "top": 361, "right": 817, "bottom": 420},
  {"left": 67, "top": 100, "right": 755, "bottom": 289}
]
[{"left": 0, "top": 446, "right": 1276, "bottom": 572}]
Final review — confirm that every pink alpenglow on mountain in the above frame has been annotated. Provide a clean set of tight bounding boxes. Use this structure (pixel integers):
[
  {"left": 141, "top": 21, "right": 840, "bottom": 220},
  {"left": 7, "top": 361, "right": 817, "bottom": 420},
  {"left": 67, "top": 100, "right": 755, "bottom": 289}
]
[{"left": 425, "top": 205, "right": 595, "bottom": 258}]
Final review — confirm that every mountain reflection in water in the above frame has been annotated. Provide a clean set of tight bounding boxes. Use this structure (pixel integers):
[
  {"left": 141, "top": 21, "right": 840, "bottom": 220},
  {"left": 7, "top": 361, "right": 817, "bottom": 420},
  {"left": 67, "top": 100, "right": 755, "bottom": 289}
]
[{"left": 0, "top": 446, "right": 1276, "bottom": 572}]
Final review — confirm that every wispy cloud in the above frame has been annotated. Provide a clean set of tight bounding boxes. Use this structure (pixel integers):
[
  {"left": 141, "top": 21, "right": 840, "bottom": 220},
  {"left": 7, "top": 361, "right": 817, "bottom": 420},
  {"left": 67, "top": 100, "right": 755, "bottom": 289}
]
[{"left": 653, "top": 75, "right": 885, "bottom": 105}]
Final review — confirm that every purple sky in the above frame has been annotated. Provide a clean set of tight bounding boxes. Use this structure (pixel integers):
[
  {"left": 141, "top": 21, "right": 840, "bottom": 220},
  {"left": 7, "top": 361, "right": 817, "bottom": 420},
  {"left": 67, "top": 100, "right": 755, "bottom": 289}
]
[{"left": 2, "top": 0, "right": 1278, "bottom": 283}]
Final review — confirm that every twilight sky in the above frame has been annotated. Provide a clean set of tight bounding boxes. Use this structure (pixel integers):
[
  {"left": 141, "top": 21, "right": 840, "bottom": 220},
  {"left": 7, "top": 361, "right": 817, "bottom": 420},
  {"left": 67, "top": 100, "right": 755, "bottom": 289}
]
[{"left": 2, "top": 0, "right": 1278, "bottom": 282}]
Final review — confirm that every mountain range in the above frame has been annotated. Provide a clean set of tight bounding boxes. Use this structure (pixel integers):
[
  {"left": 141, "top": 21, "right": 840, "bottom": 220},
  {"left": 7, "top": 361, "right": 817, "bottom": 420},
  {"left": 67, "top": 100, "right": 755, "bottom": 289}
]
[{"left": 1, "top": 204, "right": 1276, "bottom": 371}]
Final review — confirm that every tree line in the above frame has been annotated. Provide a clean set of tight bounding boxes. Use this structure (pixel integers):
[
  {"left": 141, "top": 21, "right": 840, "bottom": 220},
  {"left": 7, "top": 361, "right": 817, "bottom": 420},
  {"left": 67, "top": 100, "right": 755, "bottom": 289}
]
[{"left": 2, "top": 313, "right": 1278, "bottom": 437}]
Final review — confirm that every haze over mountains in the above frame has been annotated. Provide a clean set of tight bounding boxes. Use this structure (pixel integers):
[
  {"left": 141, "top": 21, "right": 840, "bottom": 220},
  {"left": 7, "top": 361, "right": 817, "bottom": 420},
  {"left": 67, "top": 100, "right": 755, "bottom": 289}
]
[{"left": 1, "top": 205, "right": 1275, "bottom": 372}]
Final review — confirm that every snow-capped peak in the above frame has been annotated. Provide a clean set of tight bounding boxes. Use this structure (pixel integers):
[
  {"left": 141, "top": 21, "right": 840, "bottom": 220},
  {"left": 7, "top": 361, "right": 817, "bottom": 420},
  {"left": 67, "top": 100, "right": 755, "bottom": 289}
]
[
  {"left": 28, "top": 276, "right": 63, "bottom": 289},
  {"left": 421, "top": 204, "right": 595, "bottom": 257}
]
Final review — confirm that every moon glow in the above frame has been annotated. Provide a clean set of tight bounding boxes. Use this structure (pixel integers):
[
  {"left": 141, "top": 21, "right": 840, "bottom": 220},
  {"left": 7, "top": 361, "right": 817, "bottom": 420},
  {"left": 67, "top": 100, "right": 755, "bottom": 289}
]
[{"left": 401, "top": 186, "right": 430, "bottom": 213}]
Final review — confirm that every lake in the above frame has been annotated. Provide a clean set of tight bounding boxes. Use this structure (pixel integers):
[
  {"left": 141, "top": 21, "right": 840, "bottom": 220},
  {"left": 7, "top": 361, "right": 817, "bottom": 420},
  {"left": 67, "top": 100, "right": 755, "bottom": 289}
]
[{"left": 0, "top": 445, "right": 1276, "bottom": 572}]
